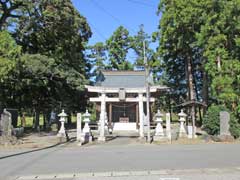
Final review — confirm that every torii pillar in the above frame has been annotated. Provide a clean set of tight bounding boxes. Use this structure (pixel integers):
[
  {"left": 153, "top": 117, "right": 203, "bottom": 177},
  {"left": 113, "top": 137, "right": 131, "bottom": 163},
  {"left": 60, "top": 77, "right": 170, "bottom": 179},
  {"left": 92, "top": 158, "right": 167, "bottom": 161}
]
[{"left": 98, "top": 92, "right": 106, "bottom": 142}]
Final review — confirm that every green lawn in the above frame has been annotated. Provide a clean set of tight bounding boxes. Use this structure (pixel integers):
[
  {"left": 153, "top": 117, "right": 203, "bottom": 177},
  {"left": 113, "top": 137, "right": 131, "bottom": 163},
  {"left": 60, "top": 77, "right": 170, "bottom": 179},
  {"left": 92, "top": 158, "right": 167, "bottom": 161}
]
[{"left": 17, "top": 115, "right": 77, "bottom": 127}]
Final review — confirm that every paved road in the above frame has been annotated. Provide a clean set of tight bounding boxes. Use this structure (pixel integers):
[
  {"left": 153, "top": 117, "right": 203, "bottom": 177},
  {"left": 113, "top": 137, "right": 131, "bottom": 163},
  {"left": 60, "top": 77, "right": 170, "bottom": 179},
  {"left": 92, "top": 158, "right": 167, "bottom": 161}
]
[{"left": 0, "top": 141, "right": 240, "bottom": 180}]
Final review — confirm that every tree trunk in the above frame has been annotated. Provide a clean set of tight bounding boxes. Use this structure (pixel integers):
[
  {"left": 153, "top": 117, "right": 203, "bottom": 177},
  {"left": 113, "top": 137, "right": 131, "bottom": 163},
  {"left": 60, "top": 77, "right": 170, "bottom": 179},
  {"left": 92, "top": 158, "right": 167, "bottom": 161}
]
[
  {"left": 36, "top": 111, "right": 40, "bottom": 132},
  {"left": 216, "top": 55, "right": 222, "bottom": 99},
  {"left": 185, "top": 59, "right": 190, "bottom": 101},
  {"left": 33, "top": 108, "right": 40, "bottom": 131},
  {"left": 186, "top": 56, "right": 196, "bottom": 138},
  {"left": 202, "top": 70, "right": 208, "bottom": 115},
  {"left": 192, "top": 66, "right": 202, "bottom": 125},
  {"left": 67, "top": 113, "right": 72, "bottom": 126}
]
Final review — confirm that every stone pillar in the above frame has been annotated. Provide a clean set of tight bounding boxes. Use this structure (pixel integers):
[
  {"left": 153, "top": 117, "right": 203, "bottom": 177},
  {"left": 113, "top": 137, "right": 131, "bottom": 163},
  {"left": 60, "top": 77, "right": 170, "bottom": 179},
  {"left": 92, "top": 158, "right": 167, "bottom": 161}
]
[
  {"left": 187, "top": 125, "right": 197, "bottom": 139},
  {"left": 166, "top": 113, "right": 171, "bottom": 141},
  {"left": 104, "top": 112, "right": 109, "bottom": 133},
  {"left": 98, "top": 93, "right": 106, "bottom": 142},
  {"left": 76, "top": 113, "right": 82, "bottom": 142},
  {"left": 138, "top": 93, "right": 144, "bottom": 138}
]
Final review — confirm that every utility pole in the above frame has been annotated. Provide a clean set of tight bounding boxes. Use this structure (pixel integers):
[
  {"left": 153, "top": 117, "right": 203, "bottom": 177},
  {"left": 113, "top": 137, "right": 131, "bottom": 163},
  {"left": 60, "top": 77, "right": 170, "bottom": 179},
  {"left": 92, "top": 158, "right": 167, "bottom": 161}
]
[{"left": 143, "top": 41, "right": 151, "bottom": 143}]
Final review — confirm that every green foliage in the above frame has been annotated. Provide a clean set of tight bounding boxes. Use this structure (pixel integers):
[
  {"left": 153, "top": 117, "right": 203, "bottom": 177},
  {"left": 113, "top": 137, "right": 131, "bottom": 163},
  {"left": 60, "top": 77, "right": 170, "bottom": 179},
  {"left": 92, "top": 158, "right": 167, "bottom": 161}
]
[
  {"left": 157, "top": 0, "right": 240, "bottom": 134},
  {"left": 157, "top": 0, "right": 206, "bottom": 105},
  {"left": 18, "top": 54, "right": 58, "bottom": 111},
  {"left": 229, "top": 116, "right": 240, "bottom": 138},
  {"left": 87, "top": 42, "right": 107, "bottom": 75},
  {"left": 196, "top": 0, "right": 240, "bottom": 108},
  {"left": 106, "top": 26, "right": 132, "bottom": 70},
  {"left": 131, "top": 25, "right": 153, "bottom": 66},
  {"left": 0, "top": 30, "right": 21, "bottom": 80},
  {"left": 0, "top": 0, "right": 27, "bottom": 30},
  {"left": 0, "top": 0, "right": 92, "bottom": 115},
  {"left": 203, "top": 104, "right": 240, "bottom": 138},
  {"left": 16, "top": 0, "right": 91, "bottom": 107},
  {"left": 202, "top": 105, "right": 227, "bottom": 135}
]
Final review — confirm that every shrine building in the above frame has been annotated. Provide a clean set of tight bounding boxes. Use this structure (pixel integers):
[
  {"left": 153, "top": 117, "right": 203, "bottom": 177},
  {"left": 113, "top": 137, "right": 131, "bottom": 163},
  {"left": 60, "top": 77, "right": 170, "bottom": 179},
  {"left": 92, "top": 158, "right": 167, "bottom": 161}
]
[{"left": 85, "top": 70, "right": 169, "bottom": 141}]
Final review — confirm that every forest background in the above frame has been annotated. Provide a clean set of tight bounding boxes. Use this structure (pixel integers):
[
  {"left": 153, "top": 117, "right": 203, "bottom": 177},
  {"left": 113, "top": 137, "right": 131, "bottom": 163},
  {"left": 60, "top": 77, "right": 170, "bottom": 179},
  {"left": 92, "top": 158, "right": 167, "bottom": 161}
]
[{"left": 1, "top": 0, "right": 240, "bottom": 137}]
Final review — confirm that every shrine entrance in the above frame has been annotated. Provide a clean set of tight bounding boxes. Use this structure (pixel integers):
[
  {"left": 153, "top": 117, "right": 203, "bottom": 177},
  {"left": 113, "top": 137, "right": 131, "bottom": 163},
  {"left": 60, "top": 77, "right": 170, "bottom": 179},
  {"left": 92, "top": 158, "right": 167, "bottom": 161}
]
[
  {"left": 85, "top": 70, "right": 169, "bottom": 140},
  {"left": 108, "top": 102, "right": 139, "bottom": 131},
  {"left": 111, "top": 102, "right": 137, "bottom": 123}
]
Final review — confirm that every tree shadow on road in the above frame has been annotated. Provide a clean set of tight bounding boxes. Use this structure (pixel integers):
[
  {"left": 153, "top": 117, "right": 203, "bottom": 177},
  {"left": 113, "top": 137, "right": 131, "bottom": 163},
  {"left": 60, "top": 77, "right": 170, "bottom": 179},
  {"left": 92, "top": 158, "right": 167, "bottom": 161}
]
[{"left": 0, "top": 138, "right": 76, "bottom": 160}]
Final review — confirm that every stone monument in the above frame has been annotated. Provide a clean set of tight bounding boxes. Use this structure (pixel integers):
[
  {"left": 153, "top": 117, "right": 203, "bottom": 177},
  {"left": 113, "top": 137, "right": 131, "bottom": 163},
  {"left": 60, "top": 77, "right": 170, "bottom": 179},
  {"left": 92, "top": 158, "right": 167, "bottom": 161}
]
[
  {"left": 187, "top": 125, "right": 197, "bottom": 139},
  {"left": 219, "top": 111, "right": 234, "bottom": 141},
  {"left": 0, "top": 109, "right": 12, "bottom": 137},
  {"left": 0, "top": 109, "right": 18, "bottom": 145},
  {"left": 220, "top": 111, "right": 230, "bottom": 136}
]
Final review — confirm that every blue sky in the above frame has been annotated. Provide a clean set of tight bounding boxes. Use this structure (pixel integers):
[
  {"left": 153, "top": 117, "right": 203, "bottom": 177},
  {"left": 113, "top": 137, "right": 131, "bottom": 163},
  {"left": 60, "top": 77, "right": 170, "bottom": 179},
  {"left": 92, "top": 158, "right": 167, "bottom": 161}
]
[{"left": 72, "top": 0, "right": 160, "bottom": 45}]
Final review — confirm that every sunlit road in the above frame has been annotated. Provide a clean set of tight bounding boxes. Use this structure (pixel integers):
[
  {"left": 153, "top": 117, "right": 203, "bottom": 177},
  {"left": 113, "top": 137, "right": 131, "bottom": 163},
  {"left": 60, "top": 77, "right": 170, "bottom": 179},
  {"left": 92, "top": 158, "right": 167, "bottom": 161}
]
[{"left": 0, "top": 142, "right": 240, "bottom": 180}]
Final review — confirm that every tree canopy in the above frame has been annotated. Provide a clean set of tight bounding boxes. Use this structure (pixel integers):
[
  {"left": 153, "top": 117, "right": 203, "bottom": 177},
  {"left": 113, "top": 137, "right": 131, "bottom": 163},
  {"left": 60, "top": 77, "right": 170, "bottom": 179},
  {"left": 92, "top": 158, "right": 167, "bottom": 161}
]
[
  {"left": 0, "top": 0, "right": 92, "bottom": 118},
  {"left": 0, "top": 30, "right": 21, "bottom": 80},
  {"left": 157, "top": 0, "right": 240, "bottom": 130},
  {"left": 106, "top": 26, "right": 133, "bottom": 70}
]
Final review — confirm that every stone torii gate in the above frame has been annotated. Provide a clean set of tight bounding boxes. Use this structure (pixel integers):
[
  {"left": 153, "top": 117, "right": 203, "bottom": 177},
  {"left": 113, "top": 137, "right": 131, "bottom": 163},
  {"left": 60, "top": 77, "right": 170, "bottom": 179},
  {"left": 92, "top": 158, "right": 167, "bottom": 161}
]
[{"left": 86, "top": 85, "right": 168, "bottom": 141}]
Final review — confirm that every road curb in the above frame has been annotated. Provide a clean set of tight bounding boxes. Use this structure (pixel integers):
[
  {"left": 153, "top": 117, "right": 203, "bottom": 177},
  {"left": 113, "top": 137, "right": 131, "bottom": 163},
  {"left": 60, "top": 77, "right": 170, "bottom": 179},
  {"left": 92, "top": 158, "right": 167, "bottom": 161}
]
[{"left": 14, "top": 167, "right": 240, "bottom": 180}]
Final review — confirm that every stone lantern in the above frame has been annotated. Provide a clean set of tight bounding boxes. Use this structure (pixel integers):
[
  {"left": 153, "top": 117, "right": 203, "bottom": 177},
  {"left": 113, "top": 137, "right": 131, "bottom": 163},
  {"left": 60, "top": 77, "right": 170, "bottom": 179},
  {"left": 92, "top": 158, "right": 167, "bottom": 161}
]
[
  {"left": 57, "top": 109, "right": 67, "bottom": 137},
  {"left": 154, "top": 110, "right": 164, "bottom": 136},
  {"left": 83, "top": 110, "right": 91, "bottom": 134},
  {"left": 178, "top": 109, "right": 187, "bottom": 137},
  {"left": 153, "top": 110, "right": 165, "bottom": 142}
]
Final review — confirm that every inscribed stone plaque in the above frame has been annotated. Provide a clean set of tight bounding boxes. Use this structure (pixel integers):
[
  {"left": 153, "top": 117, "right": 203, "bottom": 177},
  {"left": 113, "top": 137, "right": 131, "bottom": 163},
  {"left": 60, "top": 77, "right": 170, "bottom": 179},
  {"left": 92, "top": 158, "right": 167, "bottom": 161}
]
[
  {"left": 119, "top": 88, "right": 126, "bottom": 101},
  {"left": 220, "top": 111, "right": 230, "bottom": 136}
]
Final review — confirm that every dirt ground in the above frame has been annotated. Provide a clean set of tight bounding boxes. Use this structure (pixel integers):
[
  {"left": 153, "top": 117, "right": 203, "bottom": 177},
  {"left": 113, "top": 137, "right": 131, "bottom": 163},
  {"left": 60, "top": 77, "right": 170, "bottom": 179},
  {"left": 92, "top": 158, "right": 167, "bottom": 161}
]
[
  {"left": 0, "top": 132, "right": 60, "bottom": 149},
  {"left": 0, "top": 129, "right": 239, "bottom": 150}
]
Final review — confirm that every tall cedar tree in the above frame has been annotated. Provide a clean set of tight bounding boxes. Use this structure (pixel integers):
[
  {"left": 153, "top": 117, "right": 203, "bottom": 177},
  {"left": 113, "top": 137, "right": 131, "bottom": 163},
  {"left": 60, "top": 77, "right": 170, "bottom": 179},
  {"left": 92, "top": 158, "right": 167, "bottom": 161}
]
[{"left": 106, "top": 26, "right": 132, "bottom": 70}]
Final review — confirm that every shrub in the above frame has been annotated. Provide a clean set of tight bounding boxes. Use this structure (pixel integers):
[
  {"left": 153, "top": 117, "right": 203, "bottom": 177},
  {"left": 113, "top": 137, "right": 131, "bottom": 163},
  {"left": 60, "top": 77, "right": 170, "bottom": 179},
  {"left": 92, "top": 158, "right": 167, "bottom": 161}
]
[
  {"left": 202, "top": 105, "right": 227, "bottom": 135},
  {"left": 203, "top": 104, "right": 240, "bottom": 138},
  {"left": 229, "top": 116, "right": 240, "bottom": 138}
]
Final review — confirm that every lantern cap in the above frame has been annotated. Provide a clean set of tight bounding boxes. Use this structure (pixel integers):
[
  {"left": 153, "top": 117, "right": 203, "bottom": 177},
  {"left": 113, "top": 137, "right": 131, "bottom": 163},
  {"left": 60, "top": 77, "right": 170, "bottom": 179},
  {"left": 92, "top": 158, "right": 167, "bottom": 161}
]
[
  {"left": 178, "top": 109, "right": 187, "bottom": 117},
  {"left": 155, "top": 109, "right": 163, "bottom": 117},
  {"left": 83, "top": 110, "right": 91, "bottom": 118},
  {"left": 58, "top": 109, "right": 68, "bottom": 117}
]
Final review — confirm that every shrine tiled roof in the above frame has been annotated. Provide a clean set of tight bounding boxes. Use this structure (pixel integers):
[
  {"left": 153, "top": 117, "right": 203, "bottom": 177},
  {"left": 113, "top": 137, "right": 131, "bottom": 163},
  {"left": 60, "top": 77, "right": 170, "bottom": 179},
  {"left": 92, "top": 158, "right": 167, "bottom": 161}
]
[{"left": 95, "top": 70, "right": 147, "bottom": 88}]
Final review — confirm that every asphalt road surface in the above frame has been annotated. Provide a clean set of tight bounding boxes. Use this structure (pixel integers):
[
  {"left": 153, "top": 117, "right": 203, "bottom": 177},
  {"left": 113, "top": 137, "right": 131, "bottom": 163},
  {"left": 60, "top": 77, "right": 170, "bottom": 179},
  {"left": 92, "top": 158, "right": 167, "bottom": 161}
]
[{"left": 0, "top": 141, "right": 240, "bottom": 180}]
